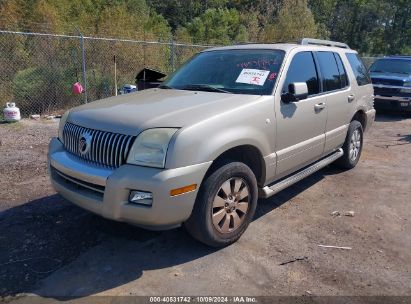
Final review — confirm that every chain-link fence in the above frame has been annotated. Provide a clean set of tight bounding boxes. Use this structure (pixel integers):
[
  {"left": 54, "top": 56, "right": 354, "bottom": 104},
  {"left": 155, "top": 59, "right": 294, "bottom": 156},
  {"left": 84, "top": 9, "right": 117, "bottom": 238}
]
[
  {"left": 0, "top": 30, "right": 209, "bottom": 117},
  {"left": 0, "top": 30, "right": 383, "bottom": 118}
]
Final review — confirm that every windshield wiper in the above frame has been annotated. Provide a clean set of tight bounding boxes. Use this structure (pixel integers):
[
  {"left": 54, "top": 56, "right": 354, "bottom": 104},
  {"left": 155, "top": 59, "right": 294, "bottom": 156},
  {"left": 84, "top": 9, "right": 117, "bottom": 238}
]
[
  {"left": 158, "top": 84, "right": 174, "bottom": 89},
  {"left": 180, "top": 84, "right": 231, "bottom": 94},
  {"left": 372, "top": 70, "right": 409, "bottom": 75}
]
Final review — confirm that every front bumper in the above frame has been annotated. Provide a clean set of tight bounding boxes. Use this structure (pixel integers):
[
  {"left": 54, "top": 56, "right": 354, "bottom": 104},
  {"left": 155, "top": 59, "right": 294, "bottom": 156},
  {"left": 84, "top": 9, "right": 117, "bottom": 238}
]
[
  {"left": 48, "top": 137, "right": 212, "bottom": 230},
  {"left": 374, "top": 95, "right": 411, "bottom": 112}
]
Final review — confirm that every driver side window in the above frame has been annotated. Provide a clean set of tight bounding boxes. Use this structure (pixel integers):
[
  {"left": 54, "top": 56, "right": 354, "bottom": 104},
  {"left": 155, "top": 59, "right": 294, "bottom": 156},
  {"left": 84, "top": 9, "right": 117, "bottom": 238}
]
[{"left": 282, "top": 52, "right": 320, "bottom": 96}]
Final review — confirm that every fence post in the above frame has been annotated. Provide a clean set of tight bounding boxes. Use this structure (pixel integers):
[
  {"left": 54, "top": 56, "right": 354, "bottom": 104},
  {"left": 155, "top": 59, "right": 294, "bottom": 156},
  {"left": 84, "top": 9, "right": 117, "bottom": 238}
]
[
  {"left": 170, "top": 40, "right": 175, "bottom": 72},
  {"left": 114, "top": 55, "right": 118, "bottom": 96},
  {"left": 79, "top": 32, "right": 88, "bottom": 103}
]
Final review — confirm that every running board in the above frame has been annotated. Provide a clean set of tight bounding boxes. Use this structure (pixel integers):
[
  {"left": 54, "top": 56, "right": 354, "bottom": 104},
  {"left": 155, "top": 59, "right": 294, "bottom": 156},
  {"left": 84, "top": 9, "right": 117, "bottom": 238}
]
[{"left": 259, "top": 148, "right": 344, "bottom": 199}]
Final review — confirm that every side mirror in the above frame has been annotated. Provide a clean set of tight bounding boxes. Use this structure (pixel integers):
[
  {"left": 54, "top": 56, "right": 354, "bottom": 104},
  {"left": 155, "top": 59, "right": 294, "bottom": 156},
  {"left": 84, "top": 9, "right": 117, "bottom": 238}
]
[{"left": 281, "top": 82, "right": 308, "bottom": 103}]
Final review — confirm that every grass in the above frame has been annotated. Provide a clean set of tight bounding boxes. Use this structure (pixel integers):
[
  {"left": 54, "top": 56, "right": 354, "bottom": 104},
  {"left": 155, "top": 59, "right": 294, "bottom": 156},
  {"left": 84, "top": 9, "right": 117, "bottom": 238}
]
[{"left": 0, "top": 120, "right": 25, "bottom": 131}]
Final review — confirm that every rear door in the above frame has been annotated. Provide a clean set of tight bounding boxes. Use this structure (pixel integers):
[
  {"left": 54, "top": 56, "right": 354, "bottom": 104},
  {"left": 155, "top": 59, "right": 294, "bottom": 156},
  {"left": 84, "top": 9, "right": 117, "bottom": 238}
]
[
  {"left": 274, "top": 51, "right": 327, "bottom": 178},
  {"left": 345, "top": 52, "right": 374, "bottom": 115}
]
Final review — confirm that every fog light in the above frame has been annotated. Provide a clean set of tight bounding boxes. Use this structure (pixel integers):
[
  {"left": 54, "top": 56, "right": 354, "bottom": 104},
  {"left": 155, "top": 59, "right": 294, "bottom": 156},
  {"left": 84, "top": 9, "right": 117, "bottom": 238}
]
[{"left": 129, "top": 190, "right": 153, "bottom": 206}]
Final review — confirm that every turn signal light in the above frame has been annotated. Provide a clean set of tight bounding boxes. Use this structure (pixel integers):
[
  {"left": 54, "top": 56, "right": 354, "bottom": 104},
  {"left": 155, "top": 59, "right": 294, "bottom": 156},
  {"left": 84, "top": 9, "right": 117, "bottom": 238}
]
[{"left": 170, "top": 184, "right": 197, "bottom": 196}]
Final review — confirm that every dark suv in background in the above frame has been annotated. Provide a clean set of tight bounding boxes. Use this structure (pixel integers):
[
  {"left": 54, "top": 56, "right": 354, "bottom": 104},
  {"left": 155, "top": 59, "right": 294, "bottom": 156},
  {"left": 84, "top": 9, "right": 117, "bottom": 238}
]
[{"left": 370, "top": 56, "right": 411, "bottom": 112}]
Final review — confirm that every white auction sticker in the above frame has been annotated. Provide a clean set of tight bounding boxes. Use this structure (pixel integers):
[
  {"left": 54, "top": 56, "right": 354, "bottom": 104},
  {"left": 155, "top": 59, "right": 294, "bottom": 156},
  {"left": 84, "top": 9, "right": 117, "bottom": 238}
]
[{"left": 235, "top": 69, "right": 270, "bottom": 86}]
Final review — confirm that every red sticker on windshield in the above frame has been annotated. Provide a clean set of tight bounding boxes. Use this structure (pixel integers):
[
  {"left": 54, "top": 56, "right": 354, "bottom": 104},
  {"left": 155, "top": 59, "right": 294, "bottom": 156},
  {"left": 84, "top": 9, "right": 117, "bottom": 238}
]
[{"left": 268, "top": 72, "right": 277, "bottom": 81}]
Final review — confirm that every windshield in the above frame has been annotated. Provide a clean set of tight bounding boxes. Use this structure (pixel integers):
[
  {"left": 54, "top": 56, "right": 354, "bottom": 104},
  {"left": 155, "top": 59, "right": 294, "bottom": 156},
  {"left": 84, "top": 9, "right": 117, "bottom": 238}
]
[
  {"left": 163, "top": 49, "right": 285, "bottom": 95},
  {"left": 370, "top": 59, "right": 411, "bottom": 75}
]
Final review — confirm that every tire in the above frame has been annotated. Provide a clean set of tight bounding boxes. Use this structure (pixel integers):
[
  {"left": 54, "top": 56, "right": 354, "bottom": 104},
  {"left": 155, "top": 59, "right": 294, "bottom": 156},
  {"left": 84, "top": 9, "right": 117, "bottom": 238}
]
[
  {"left": 335, "top": 120, "right": 363, "bottom": 169},
  {"left": 185, "top": 161, "right": 258, "bottom": 247}
]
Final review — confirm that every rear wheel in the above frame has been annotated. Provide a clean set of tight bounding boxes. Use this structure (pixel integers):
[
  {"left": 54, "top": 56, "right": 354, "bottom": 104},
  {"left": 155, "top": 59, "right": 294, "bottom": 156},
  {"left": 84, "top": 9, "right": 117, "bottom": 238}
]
[
  {"left": 185, "top": 161, "right": 258, "bottom": 247},
  {"left": 335, "top": 120, "right": 363, "bottom": 169}
]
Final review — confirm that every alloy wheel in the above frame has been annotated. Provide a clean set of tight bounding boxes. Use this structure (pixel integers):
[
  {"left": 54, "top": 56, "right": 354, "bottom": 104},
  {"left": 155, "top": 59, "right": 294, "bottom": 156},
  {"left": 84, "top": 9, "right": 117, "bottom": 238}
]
[
  {"left": 211, "top": 177, "right": 250, "bottom": 233},
  {"left": 349, "top": 128, "right": 361, "bottom": 162}
]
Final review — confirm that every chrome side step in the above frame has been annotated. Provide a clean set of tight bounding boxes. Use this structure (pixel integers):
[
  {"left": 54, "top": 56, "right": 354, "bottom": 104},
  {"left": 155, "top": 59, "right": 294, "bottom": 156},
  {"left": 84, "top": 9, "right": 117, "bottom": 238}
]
[{"left": 259, "top": 148, "right": 343, "bottom": 199}]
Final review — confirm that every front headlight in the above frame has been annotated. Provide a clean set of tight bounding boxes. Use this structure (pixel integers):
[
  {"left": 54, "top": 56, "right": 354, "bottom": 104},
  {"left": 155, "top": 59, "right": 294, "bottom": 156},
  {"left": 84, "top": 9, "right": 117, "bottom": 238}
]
[
  {"left": 401, "top": 82, "right": 411, "bottom": 93},
  {"left": 126, "top": 128, "right": 178, "bottom": 168},
  {"left": 58, "top": 111, "right": 70, "bottom": 143}
]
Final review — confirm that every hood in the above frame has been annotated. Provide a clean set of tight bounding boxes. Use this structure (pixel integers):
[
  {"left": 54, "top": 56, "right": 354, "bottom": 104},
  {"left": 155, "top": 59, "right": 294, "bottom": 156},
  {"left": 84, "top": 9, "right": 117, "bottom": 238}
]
[
  {"left": 371, "top": 72, "right": 411, "bottom": 85},
  {"left": 68, "top": 88, "right": 262, "bottom": 135}
]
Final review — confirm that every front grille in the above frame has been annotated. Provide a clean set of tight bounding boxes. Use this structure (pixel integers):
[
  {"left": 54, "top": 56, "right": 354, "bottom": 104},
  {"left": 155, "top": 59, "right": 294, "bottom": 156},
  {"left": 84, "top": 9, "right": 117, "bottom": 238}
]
[
  {"left": 374, "top": 87, "right": 400, "bottom": 96},
  {"left": 63, "top": 122, "right": 135, "bottom": 168},
  {"left": 372, "top": 78, "right": 404, "bottom": 87}
]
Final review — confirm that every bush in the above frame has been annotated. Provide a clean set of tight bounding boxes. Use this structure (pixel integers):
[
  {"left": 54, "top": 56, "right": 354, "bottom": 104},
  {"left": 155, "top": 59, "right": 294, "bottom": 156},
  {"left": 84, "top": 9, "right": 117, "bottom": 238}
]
[{"left": 12, "top": 67, "right": 76, "bottom": 115}]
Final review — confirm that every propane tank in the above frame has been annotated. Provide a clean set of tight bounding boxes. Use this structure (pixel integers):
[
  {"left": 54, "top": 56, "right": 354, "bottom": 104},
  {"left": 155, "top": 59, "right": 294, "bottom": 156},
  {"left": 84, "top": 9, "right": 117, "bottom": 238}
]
[{"left": 3, "top": 102, "right": 21, "bottom": 122}]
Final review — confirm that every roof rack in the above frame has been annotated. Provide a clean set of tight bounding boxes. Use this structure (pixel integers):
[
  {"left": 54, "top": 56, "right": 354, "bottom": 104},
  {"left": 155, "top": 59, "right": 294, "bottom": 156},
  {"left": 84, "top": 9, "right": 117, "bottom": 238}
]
[{"left": 299, "top": 38, "right": 350, "bottom": 49}]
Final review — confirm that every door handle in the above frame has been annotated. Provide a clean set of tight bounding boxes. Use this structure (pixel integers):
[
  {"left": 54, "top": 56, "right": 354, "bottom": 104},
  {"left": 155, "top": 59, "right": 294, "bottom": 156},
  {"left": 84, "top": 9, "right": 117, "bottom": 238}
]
[
  {"left": 314, "top": 102, "right": 326, "bottom": 111},
  {"left": 348, "top": 94, "right": 355, "bottom": 102}
]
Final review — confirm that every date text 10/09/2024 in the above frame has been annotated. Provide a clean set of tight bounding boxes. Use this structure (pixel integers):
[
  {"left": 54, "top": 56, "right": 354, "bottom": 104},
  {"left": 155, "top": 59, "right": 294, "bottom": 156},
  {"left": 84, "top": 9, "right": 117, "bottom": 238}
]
[{"left": 149, "top": 297, "right": 258, "bottom": 303}]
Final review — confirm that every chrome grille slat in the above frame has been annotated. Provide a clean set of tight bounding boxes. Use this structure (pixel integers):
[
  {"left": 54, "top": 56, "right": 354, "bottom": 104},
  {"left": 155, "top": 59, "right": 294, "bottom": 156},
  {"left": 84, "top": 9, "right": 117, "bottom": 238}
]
[
  {"left": 90, "top": 130, "right": 97, "bottom": 161},
  {"left": 117, "top": 135, "right": 127, "bottom": 167},
  {"left": 102, "top": 132, "right": 110, "bottom": 167},
  {"left": 70, "top": 124, "right": 76, "bottom": 153},
  {"left": 92, "top": 131, "right": 101, "bottom": 162},
  {"left": 97, "top": 131, "right": 104, "bottom": 164},
  {"left": 110, "top": 134, "right": 120, "bottom": 168},
  {"left": 115, "top": 135, "right": 124, "bottom": 167},
  {"left": 63, "top": 124, "right": 69, "bottom": 151},
  {"left": 68, "top": 124, "right": 74, "bottom": 152},
  {"left": 74, "top": 125, "right": 82, "bottom": 154},
  {"left": 95, "top": 131, "right": 102, "bottom": 164},
  {"left": 70, "top": 124, "right": 77, "bottom": 153},
  {"left": 65, "top": 124, "right": 70, "bottom": 152},
  {"left": 86, "top": 129, "right": 95, "bottom": 161},
  {"left": 66, "top": 124, "right": 72, "bottom": 152},
  {"left": 99, "top": 132, "right": 107, "bottom": 165},
  {"left": 91, "top": 129, "right": 98, "bottom": 161},
  {"left": 106, "top": 133, "right": 114, "bottom": 167},
  {"left": 123, "top": 136, "right": 133, "bottom": 161},
  {"left": 62, "top": 122, "right": 135, "bottom": 168}
]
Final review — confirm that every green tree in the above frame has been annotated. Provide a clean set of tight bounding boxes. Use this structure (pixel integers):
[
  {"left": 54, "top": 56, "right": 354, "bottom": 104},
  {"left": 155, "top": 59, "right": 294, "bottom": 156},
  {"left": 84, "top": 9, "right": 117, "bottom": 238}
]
[
  {"left": 183, "top": 8, "right": 245, "bottom": 44},
  {"left": 308, "top": 0, "right": 411, "bottom": 55},
  {"left": 261, "top": 0, "right": 318, "bottom": 42}
]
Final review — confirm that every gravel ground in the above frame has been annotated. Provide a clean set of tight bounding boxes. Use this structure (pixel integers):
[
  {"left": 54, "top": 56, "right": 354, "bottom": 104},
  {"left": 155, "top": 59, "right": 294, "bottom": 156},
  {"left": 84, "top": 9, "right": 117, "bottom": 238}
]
[{"left": 0, "top": 115, "right": 410, "bottom": 302}]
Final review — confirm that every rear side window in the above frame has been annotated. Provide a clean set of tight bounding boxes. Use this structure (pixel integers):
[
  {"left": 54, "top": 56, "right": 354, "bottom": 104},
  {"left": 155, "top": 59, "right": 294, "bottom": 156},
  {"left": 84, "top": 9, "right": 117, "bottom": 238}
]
[
  {"left": 316, "top": 51, "right": 342, "bottom": 91},
  {"left": 346, "top": 53, "right": 371, "bottom": 86},
  {"left": 334, "top": 53, "right": 348, "bottom": 88},
  {"left": 282, "top": 51, "right": 319, "bottom": 96}
]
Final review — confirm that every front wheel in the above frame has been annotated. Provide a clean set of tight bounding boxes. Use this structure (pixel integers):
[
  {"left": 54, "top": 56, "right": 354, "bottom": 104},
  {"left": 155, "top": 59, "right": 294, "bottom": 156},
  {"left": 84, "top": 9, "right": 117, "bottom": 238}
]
[
  {"left": 185, "top": 161, "right": 258, "bottom": 247},
  {"left": 335, "top": 120, "right": 363, "bottom": 169}
]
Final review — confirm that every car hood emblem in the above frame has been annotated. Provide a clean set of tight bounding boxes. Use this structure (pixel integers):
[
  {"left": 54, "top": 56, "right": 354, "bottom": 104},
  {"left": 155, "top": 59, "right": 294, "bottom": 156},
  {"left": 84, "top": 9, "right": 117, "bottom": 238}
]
[{"left": 79, "top": 131, "right": 93, "bottom": 155}]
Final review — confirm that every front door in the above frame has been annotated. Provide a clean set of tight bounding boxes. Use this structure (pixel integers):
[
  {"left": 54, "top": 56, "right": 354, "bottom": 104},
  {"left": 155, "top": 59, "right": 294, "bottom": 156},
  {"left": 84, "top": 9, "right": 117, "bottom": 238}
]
[
  {"left": 315, "top": 51, "right": 351, "bottom": 154},
  {"left": 274, "top": 51, "right": 327, "bottom": 178}
]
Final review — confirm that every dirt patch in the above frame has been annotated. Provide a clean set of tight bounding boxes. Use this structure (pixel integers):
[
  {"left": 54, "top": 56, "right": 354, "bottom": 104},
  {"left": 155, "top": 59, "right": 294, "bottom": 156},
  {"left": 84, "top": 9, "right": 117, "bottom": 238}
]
[
  {"left": 0, "top": 120, "right": 57, "bottom": 212},
  {"left": 0, "top": 115, "right": 410, "bottom": 299}
]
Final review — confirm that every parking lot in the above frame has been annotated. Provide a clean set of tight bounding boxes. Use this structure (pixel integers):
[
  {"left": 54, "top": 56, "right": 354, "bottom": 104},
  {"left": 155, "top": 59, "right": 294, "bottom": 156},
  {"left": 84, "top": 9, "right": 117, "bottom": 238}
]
[{"left": 0, "top": 113, "right": 410, "bottom": 301}]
